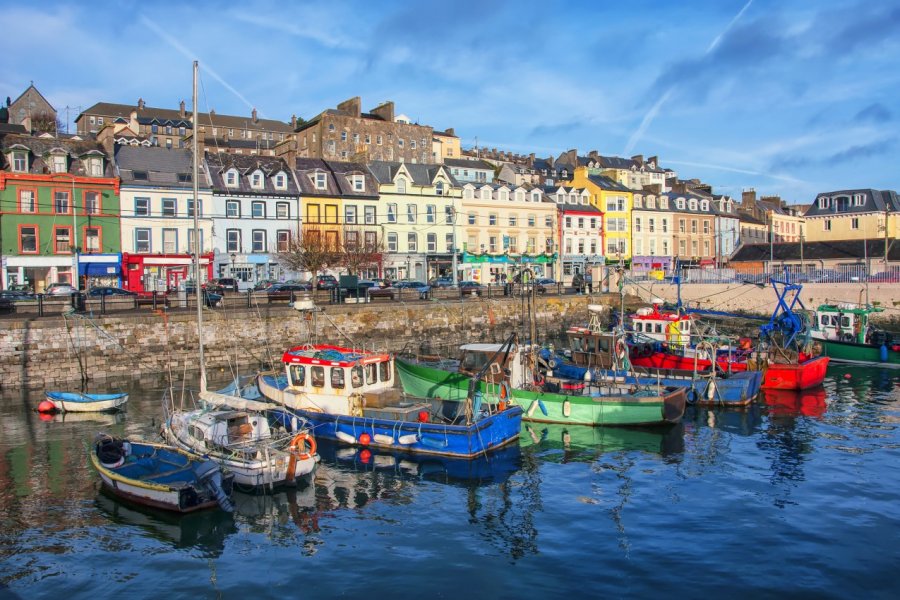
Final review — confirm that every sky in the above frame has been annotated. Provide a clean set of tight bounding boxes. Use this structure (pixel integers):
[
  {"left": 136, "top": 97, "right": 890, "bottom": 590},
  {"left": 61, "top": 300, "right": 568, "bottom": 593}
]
[{"left": 2, "top": 0, "right": 899, "bottom": 204}]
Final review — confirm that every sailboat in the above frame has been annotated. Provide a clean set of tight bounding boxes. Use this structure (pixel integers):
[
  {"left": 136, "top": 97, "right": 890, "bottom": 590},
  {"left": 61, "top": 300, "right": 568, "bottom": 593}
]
[{"left": 160, "top": 61, "right": 318, "bottom": 488}]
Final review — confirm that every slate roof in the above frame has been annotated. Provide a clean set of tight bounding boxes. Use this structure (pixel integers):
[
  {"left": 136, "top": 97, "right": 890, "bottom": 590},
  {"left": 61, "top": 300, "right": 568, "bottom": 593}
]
[
  {"left": 731, "top": 240, "right": 900, "bottom": 262},
  {"left": 737, "top": 210, "right": 766, "bottom": 226},
  {"left": 0, "top": 133, "right": 113, "bottom": 177},
  {"left": 0, "top": 123, "right": 28, "bottom": 135},
  {"left": 205, "top": 153, "right": 298, "bottom": 196},
  {"left": 586, "top": 175, "right": 633, "bottom": 193},
  {"left": 804, "top": 189, "right": 900, "bottom": 217},
  {"left": 292, "top": 158, "right": 379, "bottom": 198},
  {"left": 368, "top": 161, "right": 461, "bottom": 188},
  {"left": 115, "top": 146, "right": 208, "bottom": 189},
  {"left": 78, "top": 102, "right": 293, "bottom": 132},
  {"left": 443, "top": 157, "right": 495, "bottom": 171}
]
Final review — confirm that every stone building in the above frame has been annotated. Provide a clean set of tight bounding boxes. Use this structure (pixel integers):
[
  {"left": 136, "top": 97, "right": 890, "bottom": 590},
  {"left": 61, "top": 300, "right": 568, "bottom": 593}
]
[
  {"left": 284, "top": 97, "right": 434, "bottom": 164},
  {"left": 7, "top": 84, "right": 57, "bottom": 132}
]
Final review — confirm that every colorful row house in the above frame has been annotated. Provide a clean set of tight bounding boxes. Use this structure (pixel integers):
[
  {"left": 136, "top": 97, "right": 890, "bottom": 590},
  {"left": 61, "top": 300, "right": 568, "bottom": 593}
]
[
  {"left": 568, "top": 167, "right": 633, "bottom": 261},
  {"left": 546, "top": 185, "right": 603, "bottom": 280},
  {"left": 0, "top": 134, "right": 121, "bottom": 291}
]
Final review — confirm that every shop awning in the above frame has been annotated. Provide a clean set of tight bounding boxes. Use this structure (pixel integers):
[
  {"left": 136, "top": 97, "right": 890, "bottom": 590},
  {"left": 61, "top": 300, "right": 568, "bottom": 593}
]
[{"left": 79, "top": 262, "right": 120, "bottom": 276}]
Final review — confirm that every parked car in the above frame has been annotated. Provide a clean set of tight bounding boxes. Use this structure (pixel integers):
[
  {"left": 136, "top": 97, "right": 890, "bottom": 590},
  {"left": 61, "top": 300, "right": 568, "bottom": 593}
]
[
  {"left": 87, "top": 286, "right": 138, "bottom": 297},
  {"left": 458, "top": 281, "right": 483, "bottom": 297},
  {"left": 266, "top": 282, "right": 313, "bottom": 301},
  {"left": 212, "top": 277, "right": 240, "bottom": 293},
  {"left": 45, "top": 283, "right": 78, "bottom": 296},
  {"left": 531, "top": 277, "right": 557, "bottom": 294},
  {"left": 393, "top": 280, "right": 430, "bottom": 299},
  {"left": 8, "top": 283, "right": 33, "bottom": 293},
  {"left": 253, "top": 279, "right": 278, "bottom": 291},
  {"left": 0, "top": 290, "right": 36, "bottom": 312},
  {"left": 180, "top": 282, "right": 223, "bottom": 307},
  {"left": 430, "top": 277, "right": 456, "bottom": 288},
  {"left": 315, "top": 274, "right": 339, "bottom": 290},
  {"left": 357, "top": 280, "right": 396, "bottom": 300}
]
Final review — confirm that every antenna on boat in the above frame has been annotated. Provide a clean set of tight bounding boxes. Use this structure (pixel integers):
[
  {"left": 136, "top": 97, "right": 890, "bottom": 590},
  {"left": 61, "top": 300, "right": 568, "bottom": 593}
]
[{"left": 192, "top": 59, "right": 207, "bottom": 393}]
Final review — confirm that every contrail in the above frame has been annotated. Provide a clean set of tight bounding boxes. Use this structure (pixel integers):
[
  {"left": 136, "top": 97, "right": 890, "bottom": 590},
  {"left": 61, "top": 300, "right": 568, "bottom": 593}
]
[
  {"left": 665, "top": 158, "right": 805, "bottom": 184},
  {"left": 623, "top": 0, "right": 754, "bottom": 155},
  {"left": 139, "top": 14, "right": 257, "bottom": 114}
]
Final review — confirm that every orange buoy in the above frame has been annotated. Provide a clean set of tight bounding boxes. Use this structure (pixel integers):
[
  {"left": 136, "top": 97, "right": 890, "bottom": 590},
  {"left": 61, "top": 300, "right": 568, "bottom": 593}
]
[
  {"left": 358, "top": 432, "right": 371, "bottom": 446},
  {"left": 844, "top": 373, "right": 852, "bottom": 380},
  {"left": 418, "top": 410, "right": 430, "bottom": 423},
  {"left": 37, "top": 400, "right": 56, "bottom": 413},
  {"left": 359, "top": 449, "right": 372, "bottom": 463}
]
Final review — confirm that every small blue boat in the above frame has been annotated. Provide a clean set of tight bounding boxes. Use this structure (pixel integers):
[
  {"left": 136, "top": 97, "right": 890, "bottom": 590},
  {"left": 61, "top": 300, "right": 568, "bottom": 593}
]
[
  {"left": 43, "top": 391, "right": 129, "bottom": 412},
  {"left": 91, "top": 435, "right": 234, "bottom": 513}
]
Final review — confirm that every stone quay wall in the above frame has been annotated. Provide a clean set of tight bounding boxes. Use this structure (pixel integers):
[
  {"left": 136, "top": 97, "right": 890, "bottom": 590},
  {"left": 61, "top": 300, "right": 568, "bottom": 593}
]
[{"left": 0, "top": 296, "right": 607, "bottom": 391}]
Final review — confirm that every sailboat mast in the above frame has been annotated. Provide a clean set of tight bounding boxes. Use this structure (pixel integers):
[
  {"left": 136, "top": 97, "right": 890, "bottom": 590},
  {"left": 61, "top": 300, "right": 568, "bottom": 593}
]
[{"left": 192, "top": 60, "right": 207, "bottom": 392}]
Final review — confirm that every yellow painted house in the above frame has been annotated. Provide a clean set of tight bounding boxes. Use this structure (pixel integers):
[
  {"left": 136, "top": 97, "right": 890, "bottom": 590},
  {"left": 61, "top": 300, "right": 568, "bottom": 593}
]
[
  {"left": 568, "top": 167, "right": 634, "bottom": 260},
  {"left": 803, "top": 188, "right": 899, "bottom": 243},
  {"left": 294, "top": 158, "right": 344, "bottom": 252}
]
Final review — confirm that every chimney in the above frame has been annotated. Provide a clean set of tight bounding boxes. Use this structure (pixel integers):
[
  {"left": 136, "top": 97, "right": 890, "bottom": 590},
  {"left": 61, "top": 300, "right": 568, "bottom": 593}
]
[
  {"left": 179, "top": 100, "right": 185, "bottom": 117},
  {"left": 369, "top": 101, "right": 394, "bottom": 122},
  {"left": 210, "top": 108, "right": 216, "bottom": 116},
  {"left": 588, "top": 149, "right": 599, "bottom": 159},
  {"left": 631, "top": 154, "right": 644, "bottom": 164},
  {"left": 446, "top": 127, "right": 455, "bottom": 136},
  {"left": 648, "top": 155, "right": 658, "bottom": 168},
  {"left": 291, "top": 114, "right": 297, "bottom": 129},
  {"left": 547, "top": 155, "right": 554, "bottom": 167},
  {"left": 252, "top": 107, "right": 258, "bottom": 123},
  {"left": 337, "top": 96, "right": 362, "bottom": 118},
  {"left": 137, "top": 98, "right": 145, "bottom": 110},
  {"left": 741, "top": 188, "right": 757, "bottom": 207},
  {"left": 528, "top": 153, "right": 535, "bottom": 166}
]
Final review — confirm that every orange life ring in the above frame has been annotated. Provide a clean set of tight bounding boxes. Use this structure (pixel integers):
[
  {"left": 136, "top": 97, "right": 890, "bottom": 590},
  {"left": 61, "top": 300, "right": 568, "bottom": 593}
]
[{"left": 289, "top": 432, "right": 317, "bottom": 461}]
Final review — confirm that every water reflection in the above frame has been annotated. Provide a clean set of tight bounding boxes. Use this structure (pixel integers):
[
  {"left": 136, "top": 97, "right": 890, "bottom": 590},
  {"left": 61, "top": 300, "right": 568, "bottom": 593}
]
[
  {"left": 519, "top": 422, "right": 685, "bottom": 463},
  {"left": 762, "top": 387, "right": 827, "bottom": 418}
]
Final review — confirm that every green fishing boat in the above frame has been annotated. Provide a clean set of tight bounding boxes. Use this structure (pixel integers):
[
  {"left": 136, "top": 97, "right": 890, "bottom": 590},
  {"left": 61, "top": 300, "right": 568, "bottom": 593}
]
[
  {"left": 811, "top": 303, "right": 900, "bottom": 367},
  {"left": 396, "top": 341, "right": 685, "bottom": 427}
]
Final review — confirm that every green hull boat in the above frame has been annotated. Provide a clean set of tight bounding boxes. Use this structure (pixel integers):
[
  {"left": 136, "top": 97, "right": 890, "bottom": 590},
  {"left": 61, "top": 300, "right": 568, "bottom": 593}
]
[
  {"left": 819, "top": 338, "right": 900, "bottom": 366},
  {"left": 396, "top": 359, "right": 685, "bottom": 427}
]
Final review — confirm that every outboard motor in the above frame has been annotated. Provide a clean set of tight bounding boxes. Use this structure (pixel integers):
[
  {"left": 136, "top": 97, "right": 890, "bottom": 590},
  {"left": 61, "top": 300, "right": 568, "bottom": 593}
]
[{"left": 193, "top": 459, "right": 234, "bottom": 512}]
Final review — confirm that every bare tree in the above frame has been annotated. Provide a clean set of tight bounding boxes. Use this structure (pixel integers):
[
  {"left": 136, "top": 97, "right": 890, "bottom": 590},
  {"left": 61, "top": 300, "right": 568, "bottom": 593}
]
[
  {"left": 339, "top": 227, "right": 384, "bottom": 276},
  {"left": 30, "top": 110, "right": 64, "bottom": 135},
  {"left": 275, "top": 226, "right": 339, "bottom": 280}
]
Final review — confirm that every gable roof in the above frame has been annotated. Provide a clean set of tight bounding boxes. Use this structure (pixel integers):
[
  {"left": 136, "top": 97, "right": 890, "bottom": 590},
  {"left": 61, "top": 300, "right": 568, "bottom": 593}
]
[
  {"left": 205, "top": 153, "right": 298, "bottom": 195},
  {"left": 78, "top": 102, "right": 293, "bottom": 132},
  {"left": 369, "top": 161, "right": 461, "bottom": 188},
  {"left": 804, "top": 189, "right": 900, "bottom": 217},
  {"left": 730, "top": 240, "right": 900, "bottom": 262},
  {"left": 0, "top": 133, "right": 112, "bottom": 177},
  {"left": 115, "top": 145, "right": 208, "bottom": 189}
]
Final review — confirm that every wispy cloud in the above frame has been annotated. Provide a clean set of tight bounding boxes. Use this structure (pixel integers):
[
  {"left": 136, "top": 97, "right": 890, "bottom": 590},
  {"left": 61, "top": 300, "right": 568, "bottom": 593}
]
[{"left": 854, "top": 103, "right": 892, "bottom": 123}]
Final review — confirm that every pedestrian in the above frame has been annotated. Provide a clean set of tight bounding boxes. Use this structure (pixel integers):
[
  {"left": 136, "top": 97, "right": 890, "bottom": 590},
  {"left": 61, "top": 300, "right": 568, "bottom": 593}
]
[
  {"left": 572, "top": 272, "right": 584, "bottom": 294},
  {"left": 585, "top": 271, "right": 593, "bottom": 294}
]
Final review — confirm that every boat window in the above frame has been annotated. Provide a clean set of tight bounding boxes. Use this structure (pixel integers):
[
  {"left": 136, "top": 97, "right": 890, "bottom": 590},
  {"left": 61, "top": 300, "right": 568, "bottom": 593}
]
[
  {"left": 461, "top": 352, "right": 489, "bottom": 371},
  {"left": 290, "top": 365, "right": 306, "bottom": 386},
  {"left": 635, "top": 322, "right": 642, "bottom": 332},
  {"left": 310, "top": 366, "right": 325, "bottom": 387},
  {"left": 365, "top": 363, "right": 378, "bottom": 384},
  {"left": 379, "top": 360, "right": 392, "bottom": 382},
  {"left": 599, "top": 337, "right": 610, "bottom": 353},
  {"left": 655, "top": 323, "right": 663, "bottom": 334},
  {"left": 841, "top": 316, "right": 851, "bottom": 328},
  {"left": 820, "top": 315, "right": 828, "bottom": 327},
  {"left": 331, "top": 367, "right": 345, "bottom": 389},
  {"left": 188, "top": 425, "right": 203, "bottom": 441},
  {"left": 350, "top": 365, "right": 363, "bottom": 388},
  {"left": 572, "top": 337, "right": 583, "bottom": 352}
]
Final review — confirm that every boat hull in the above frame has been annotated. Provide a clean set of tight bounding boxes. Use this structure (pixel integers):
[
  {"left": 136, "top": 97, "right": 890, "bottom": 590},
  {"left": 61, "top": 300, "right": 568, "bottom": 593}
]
[
  {"left": 759, "top": 356, "right": 830, "bottom": 390},
  {"left": 45, "top": 392, "right": 129, "bottom": 412},
  {"left": 396, "top": 359, "right": 685, "bottom": 427},
  {"left": 818, "top": 338, "right": 900, "bottom": 367},
  {"left": 270, "top": 406, "right": 523, "bottom": 459}
]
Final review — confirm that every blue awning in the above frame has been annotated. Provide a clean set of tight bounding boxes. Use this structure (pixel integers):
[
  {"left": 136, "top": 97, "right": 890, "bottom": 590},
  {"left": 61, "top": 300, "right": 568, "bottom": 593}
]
[{"left": 79, "top": 262, "right": 120, "bottom": 276}]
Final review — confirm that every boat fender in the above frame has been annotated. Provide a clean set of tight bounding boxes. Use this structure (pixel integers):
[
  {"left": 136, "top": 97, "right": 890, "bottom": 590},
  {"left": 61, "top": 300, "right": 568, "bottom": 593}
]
[
  {"left": 398, "top": 433, "right": 419, "bottom": 445},
  {"left": 880, "top": 345, "right": 889, "bottom": 362},
  {"left": 707, "top": 380, "right": 716, "bottom": 401},
  {"left": 527, "top": 399, "right": 539, "bottom": 417},
  {"left": 335, "top": 431, "right": 356, "bottom": 444},
  {"left": 373, "top": 433, "right": 394, "bottom": 445},
  {"left": 289, "top": 432, "right": 317, "bottom": 461},
  {"left": 193, "top": 459, "right": 234, "bottom": 513},
  {"left": 686, "top": 387, "right": 699, "bottom": 405},
  {"left": 583, "top": 370, "right": 592, "bottom": 382},
  {"left": 563, "top": 399, "right": 571, "bottom": 418},
  {"left": 538, "top": 399, "right": 548, "bottom": 416},
  {"left": 290, "top": 415, "right": 298, "bottom": 433}
]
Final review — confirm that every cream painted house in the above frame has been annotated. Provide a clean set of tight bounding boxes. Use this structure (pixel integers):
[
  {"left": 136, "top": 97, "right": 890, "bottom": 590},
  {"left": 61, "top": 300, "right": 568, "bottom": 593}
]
[{"left": 803, "top": 188, "right": 899, "bottom": 243}]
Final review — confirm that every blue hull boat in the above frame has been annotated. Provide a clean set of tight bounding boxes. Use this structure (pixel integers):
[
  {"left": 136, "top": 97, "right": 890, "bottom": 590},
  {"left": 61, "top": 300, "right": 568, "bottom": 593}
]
[
  {"left": 542, "top": 350, "right": 763, "bottom": 406},
  {"left": 44, "top": 391, "right": 129, "bottom": 412}
]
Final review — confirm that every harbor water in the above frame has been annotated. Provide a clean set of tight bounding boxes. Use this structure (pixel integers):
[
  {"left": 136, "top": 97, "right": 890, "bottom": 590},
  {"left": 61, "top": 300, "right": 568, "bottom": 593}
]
[{"left": 2, "top": 365, "right": 899, "bottom": 598}]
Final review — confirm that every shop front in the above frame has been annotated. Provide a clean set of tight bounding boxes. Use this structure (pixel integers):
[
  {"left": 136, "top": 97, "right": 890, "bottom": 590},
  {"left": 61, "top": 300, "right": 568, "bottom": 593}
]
[
  {"left": 79, "top": 253, "right": 122, "bottom": 288},
  {"left": 122, "top": 253, "right": 214, "bottom": 293},
  {"left": 461, "top": 252, "right": 557, "bottom": 283},
  {"left": 3, "top": 256, "right": 72, "bottom": 293},
  {"left": 384, "top": 253, "right": 425, "bottom": 282}
]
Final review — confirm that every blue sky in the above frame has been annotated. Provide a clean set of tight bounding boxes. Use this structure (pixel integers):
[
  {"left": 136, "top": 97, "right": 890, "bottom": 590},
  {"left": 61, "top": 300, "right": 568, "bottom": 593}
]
[{"left": 3, "top": 0, "right": 899, "bottom": 203}]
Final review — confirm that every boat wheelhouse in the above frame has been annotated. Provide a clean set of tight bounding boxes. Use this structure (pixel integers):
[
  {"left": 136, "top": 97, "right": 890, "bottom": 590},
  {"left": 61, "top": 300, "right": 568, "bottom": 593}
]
[
  {"left": 631, "top": 302, "right": 693, "bottom": 347},
  {"left": 811, "top": 303, "right": 900, "bottom": 366}
]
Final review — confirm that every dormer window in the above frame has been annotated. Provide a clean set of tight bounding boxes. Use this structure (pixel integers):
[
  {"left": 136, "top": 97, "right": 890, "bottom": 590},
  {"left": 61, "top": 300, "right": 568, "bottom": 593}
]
[
  {"left": 480, "top": 187, "right": 491, "bottom": 200},
  {"left": 515, "top": 190, "right": 524, "bottom": 202},
  {"left": 532, "top": 191, "right": 542, "bottom": 202},
  {"left": 701, "top": 200, "right": 709, "bottom": 211},
  {"left": 274, "top": 172, "right": 287, "bottom": 190},
  {"left": 499, "top": 189, "right": 508, "bottom": 201},
  {"left": 556, "top": 193, "right": 564, "bottom": 203},
  {"left": 435, "top": 181, "right": 444, "bottom": 196},
  {"left": 660, "top": 197, "right": 669, "bottom": 209},
  {"left": 676, "top": 198, "right": 685, "bottom": 210},
  {"left": 86, "top": 157, "right": 103, "bottom": 177},
  {"left": 569, "top": 193, "right": 577, "bottom": 203},
  {"left": 689, "top": 199, "right": 698, "bottom": 211},
  {"left": 10, "top": 151, "right": 28, "bottom": 173},
  {"left": 818, "top": 196, "right": 831, "bottom": 209},
  {"left": 396, "top": 177, "right": 407, "bottom": 194},
  {"left": 51, "top": 153, "right": 67, "bottom": 174},
  {"left": 634, "top": 197, "right": 643, "bottom": 209},
  {"left": 314, "top": 171, "right": 327, "bottom": 190},
  {"left": 352, "top": 174, "right": 365, "bottom": 192},
  {"left": 852, "top": 193, "right": 866, "bottom": 206},
  {"left": 647, "top": 196, "right": 655, "bottom": 209},
  {"left": 251, "top": 170, "right": 264, "bottom": 189},
  {"left": 225, "top": 169, "right": 238, "bottom": 187}
]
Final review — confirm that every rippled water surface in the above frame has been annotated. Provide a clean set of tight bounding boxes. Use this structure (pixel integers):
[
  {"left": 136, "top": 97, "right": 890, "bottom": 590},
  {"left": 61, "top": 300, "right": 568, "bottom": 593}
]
[{"left": 2, "top": 366, "right": 900, "bottom": 598}]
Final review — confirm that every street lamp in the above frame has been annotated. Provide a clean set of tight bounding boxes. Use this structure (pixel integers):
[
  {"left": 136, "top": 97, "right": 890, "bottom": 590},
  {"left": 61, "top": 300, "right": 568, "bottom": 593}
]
[
  {"left": 406, "top": 254, "right": 411, "bottom": 281},
  {"left": 230, "top": 252, "right": 236, "bottom": 277}
]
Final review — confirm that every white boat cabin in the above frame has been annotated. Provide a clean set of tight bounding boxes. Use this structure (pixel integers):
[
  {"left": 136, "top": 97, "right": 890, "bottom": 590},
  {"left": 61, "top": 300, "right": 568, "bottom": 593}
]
[
  {"left": 813, "top": 303, "right": 878, "bottom": 345},
  {"left": 185, "top": 410, "right": 273, "bottom": 450},
  {"left": 630, "top": 305, "right": 693, "bottom": 346}
]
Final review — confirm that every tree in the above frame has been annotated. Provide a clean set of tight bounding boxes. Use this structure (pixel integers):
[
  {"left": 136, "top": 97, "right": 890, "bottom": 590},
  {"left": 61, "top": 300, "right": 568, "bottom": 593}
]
[
  {"left": 275, "top": 226, "right": 339, "bottom": 280},
  {"left": 31, "top": 110, "right": 64, "bottom": 135},
  {"left": 339, "top": 227, "right": 384, "bottom": 276}
]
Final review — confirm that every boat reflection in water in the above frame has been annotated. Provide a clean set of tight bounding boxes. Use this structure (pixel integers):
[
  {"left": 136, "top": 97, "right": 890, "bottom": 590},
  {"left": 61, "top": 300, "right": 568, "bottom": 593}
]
[
  {"left": 94, "top": 488, "right": 237, "bottom": 558},
  {"left": 519, "top": 422, "right": 685, "bottom": 463},
  {"left": 38, "top": 410, "right": 126, "bottom": 426},
  {"left": 762, "top": 386, "right": 828, "bottom": 418}
]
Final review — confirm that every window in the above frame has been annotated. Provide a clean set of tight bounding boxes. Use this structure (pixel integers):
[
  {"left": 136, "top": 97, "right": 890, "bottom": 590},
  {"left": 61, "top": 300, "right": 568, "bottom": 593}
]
[
  {"left": 12, "top": 151, "right": 28, "bottom": 172},
  {"left": 54, "top": 190, "right": 70, "bottom": 214},
  {"left": 489, "top": 214, "right": 497, "bottom": 226},
  {"left": 435, "top": 181, "right": 444, "bottom": 195},
  {"left": 410, "top": 140, "right": 416, "bottom": 149},
  {"left": 187, "top": 228, "right": 203, "bottom": 253},
  {"left": 481, "top": 188, "right": 491, "bottom": 200},
  {"left": 328, "top": 123, "right": 335, "bottom": 132},
  {"left": 250, "top": 172, "right": 263, "bottom": 189},
  {"left": 565, "top": 216, "right": 572, "bottom": 228},
  {"left": 679, "top": 219, "right": 685, "bottom": 233},
  {"left": 20, "top": 226, "right": 38, "bottom": 253},
  {"left": 365, "top": 134, "right": 371, "bottom": 144},
  {"left": 649, "top": 219, "right": 656, "bottom": 233},
  {"left": 351, "top": 175, "right": 365, "bottom": 192},
  {"left": 510, "top": 215, "right": 518, "bottom": 226},
  {"left": 227, "top": 229, "right": 241, "bottom": 252},
  {"left": 187, "top": 199, "right": 202, "bottom": 218},
  {"left": 277, "top": 230, "right": 290, "bottom": 252},
  {"left": 364, "top": 231, "right": 376, "bottom": 248},
  {"left": 468, "top": 213, "right": 476, "bottom": 225},
  {"left": 691, "top": 220, "right": 698, "bottom": 234},
  {"left": 704, "top": 240, "right": 710, "bottom": 256},
  {"left": 226, "top": 170, "right": 238, "bottom": 187},
  {"left": 364, "top": 205, "right": 376, "bottom": 224},
  {"left": 226, "top": 200, "right": 240, "bottom": 218},
  {"left": 407, "top": 232, "right": 418, "bottom": 252},
  {"left": 345, "top": 205, "right": 357, "bottom": 224},
  {"left": 162, "top": 198, "right": 176, "bottom": 217},
  {"left": 376, "top": 135, "right": 382, "bottom": 145},
  {"left": 387, "top": 203, "right": 397, "bottom": 223},
  {"left": 387, "top": 232, "right": 398, "bottom": 252},
  {"left": 341, "top": 131, "right": 347, "bottom": 142},
  {"left": 397, "top": 178, "right": 407, "bottom": 194},
  {"left": 84, "top": 191, "right": 100, "bottom": 215},
  {"left": 851, "top": 218, "right": 859, "bottom": 230},
  {"left": 84, "top": 227, "right": 100, "bottom": 252},
  {"left": 51, "top": 154, "right": 67, "bottom": 174},
  {"left": 824, "top": 220, "right": 832, "bottom": 231},
  {"left": 444, "top": 205, "right": 454, "bottom": 224},
  {"left": 489, "top": 236, "right": 497, "bottom": 252},
  {"left": 427, "top": 233, "right": 437, "bottom": 252},
  {"left": 407, "top": 204, "right": 416, "bottom": 223},
  {"left": 54, "top": 226, "right": 72, "bottom": 253},
  {"left": 315, "top": 172, "right": 327, "bottom": 190},
  {"left": 274, "top": 173, "right": 287, "bottom": 190},
  {"left": 679, "top": 240, "right": 686, "bottom": 255},
  {"left": 251, "top": 201, "right": 265, "bottom": 218},
  {"left": 398, "top": 138, "right": 404, "bottom": 148},
  {"left": 325, "top": 204, "right": 338, "bottom": 224},
  {"left": 426, "top": 205, "right": 436, "bottom": 223},
  {"left": 546, "top": 215, "right": 554, "bottom": 228},
  {"left": 528, "top": 214, "right": 536, "bottom": 227},
  {"left": 252, "top": 230, "right": 266, "bottom": 253},
  {"left": 19, "top": 189, "right": 35, "bottom": 213},
  {"left": 703, "top": 221, "right": 710, "bottom": 234},
  {"left": 662, "top": 219, "right": 668, "bottom": 233},
  {"left": 499, "top": 189, "right": 508, "bottom": 201},
  {"left": 446, "top": 233, "right": 455, "bottom": 251},
  {"left": 135, "top": 228, "right": 151, "bottom": 252},
  {"left": 276, "top": 202, "right": 289, "bottom": 219},
  {"left": 162, "top": 228, "right": 177, "bottom": 253},
  {"left": 464, "top": 187, "right": 474, "bottom": 199}
]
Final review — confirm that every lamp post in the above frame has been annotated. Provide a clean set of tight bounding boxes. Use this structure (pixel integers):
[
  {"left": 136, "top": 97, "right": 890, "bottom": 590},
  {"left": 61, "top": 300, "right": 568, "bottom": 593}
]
[
  {"left": 406, "top": 254, "right": 411, "bottom": 281},
  {"left": 230, "top": 252, "right": 236, "bottom": 277}
]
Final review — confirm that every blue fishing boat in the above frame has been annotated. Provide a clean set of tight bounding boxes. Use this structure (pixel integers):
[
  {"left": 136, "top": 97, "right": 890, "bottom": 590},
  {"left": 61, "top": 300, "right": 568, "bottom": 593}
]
[
  {"left": 43, "top": 391, "right": 129, "bottom": 413},
  {"left": 255, "top": 344, "right": 522, "bottom": 459},
  {"left": 90, "top": 434, "right": 234, "bottom": 513}
]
